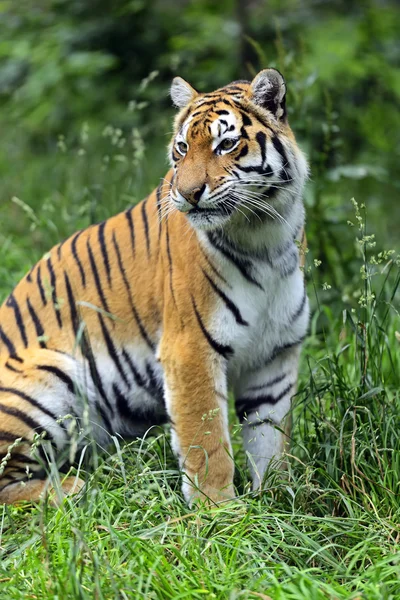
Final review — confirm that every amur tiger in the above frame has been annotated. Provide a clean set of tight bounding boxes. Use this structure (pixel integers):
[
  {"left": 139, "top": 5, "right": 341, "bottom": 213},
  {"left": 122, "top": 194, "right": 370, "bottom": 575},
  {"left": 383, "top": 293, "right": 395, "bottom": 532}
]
[{"left": 0, "top": 68, "right": 309, "bottom": 506}]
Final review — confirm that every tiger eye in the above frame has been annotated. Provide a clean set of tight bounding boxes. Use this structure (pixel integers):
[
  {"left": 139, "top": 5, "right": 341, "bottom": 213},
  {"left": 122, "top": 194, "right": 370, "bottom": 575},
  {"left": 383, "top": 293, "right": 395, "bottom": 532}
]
[
  {"left": 220, "top": 138, "right": 236, "bottom": 151},
  {"left": 177, "top": 141, "right": 188, "bottom": 155}
]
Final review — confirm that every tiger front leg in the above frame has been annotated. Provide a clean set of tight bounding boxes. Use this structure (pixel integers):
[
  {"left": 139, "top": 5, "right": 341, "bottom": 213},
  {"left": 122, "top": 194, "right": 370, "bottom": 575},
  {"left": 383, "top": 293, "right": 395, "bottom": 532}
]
[
  {"left": 235, "top": 345, "right": 302, "bottom": 491},
  {"left": 160, "top": 333, "right": 235, "bottom": 507}
]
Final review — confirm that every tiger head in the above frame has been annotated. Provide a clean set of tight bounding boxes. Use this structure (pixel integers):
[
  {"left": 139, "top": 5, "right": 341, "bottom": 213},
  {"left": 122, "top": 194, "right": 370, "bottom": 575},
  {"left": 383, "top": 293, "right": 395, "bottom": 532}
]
[{"left": 169, "top": 69, "right": 308, "bottom": 232}]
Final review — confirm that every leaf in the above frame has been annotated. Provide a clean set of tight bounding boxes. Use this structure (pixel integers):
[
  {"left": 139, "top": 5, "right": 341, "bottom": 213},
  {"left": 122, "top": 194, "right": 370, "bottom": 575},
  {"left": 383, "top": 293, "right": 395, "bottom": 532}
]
[{"left": 358, "top": 387, "right": 384, "bottom": 400}]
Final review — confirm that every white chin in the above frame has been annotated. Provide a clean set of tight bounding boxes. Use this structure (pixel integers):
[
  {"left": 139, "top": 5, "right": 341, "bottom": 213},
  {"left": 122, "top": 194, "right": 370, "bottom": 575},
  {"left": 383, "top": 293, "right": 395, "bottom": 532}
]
[{"left": 187, "top": 212, "right": 232, "bottom": 231}]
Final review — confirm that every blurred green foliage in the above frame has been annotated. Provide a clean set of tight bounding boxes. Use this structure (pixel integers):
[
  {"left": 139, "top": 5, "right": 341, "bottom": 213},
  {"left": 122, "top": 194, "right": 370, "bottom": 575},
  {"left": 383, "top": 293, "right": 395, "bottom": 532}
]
[{"left": 0, "top": 0, "right": 399, "bottom": 299}]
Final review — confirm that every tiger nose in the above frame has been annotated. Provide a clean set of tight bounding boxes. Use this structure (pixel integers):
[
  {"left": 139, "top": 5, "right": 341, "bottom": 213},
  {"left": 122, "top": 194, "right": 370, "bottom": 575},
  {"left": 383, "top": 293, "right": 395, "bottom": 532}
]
[{"left": 181, "top": 185, "right": 205, "bottom": 206}]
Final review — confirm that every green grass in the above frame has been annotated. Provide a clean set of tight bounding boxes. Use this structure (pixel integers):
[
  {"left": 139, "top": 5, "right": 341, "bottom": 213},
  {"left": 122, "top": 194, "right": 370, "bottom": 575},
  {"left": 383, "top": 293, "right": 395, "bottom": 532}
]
[{"left": 0, "top": 126, "right": 399, "bottom": 600}]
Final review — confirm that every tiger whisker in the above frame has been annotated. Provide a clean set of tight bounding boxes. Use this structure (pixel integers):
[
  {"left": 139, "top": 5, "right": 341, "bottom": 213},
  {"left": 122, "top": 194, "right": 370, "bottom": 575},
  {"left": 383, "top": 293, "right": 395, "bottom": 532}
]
[
  {"left": 228, "top": 196, "right": 266, "bottom": 223},
  {"left": 228, "top": 192, "right": 293, "bottom": 230},
  {"left": 222, "top": 199, "right": 251, "bottom": 223}
]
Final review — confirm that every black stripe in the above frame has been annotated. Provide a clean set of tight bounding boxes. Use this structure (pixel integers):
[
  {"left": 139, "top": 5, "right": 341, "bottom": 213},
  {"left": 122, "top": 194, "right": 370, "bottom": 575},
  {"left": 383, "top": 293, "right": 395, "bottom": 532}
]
[
  {"left": 240, "top": 125, "right": 249, "bottom": 140},
  {"left": 64, "top": 272, "right": 114, "bottom": 418},
  {"left": 236, "top": 162, "right": 273, "bottom": 176},
  {"left": 98, "top": 314, "right": 129, "bottom": 387},
  {"left": 113, "top": 383, "right": 165, "bottom": 426},
  {"left": 121, "top": 349, "right": 145, "bottom": 387},
  {"left": 203, "top": 89, "right": 239, "bottom": 98},
  {"left": 271, "top": 135, "right": 288, "bottom": 163},
  {"left": 200, "top": 247, "right": 230, "bottom": 287},
  {"left": 188, "top": 203, "right": 234, "bottom": 218},
  {"left": 290, "top": 288, "right": 307, "bottom": 323},
  {"left": 71, "top": 230, "right": 86, "bottom": 287},
  {"left": 84, "top": 335, "right": 114, "bottom": 416},
  {"left": 166, "top": 221, "right": 177, "bottom": 307},
  {"left": 0, "top": 325, "right": 16, "bottom": 356},
  {"left": 273, "top": 246, "right": 299, "bottom": 278},
  {"left": 256, "top": 131, "right": 266, "bottom": 165},
  {"left": 26, "top": 297, "right": 46, "bottom": 348},
  {"left": 47, "top": 257, "right": 62, "bottom": 328},
  {"left": 64, "top": 272, "right": 80, "bottom": 337},
  {"left": 248, "top": 111, "right": 274, "bottom": 134},
  {"left": 36, "top": 264, "right": 47, "bottom": 306},
  {"left": 5, "top": 362, "right": 22, "bottom": 374},
  {"left": 218, "top": 86, "right": 245, "bottom": 96},
  {"left": 0, "top": 404, "right": 54, "bottom": 441},
  {"left": 224, "top": 84, "right": 248, "bottom": 92},
  {"left": 0, "top": 452, "right": 36, "bottom": 465},
  {"left": 191, "top": 296, "right": 233, "bottom": 359},
  {"left": 6, "top": 294, "right": 28, "bottom": 348},
  {"left": 207, "top": 183, "right": 232, "bottom": 204},
  {"left": 36, "top": 365, "right": 75, "bottom": 394},
  {"left": 145, "top": 363, "right": 164, "bottom": 400},
  {"left": 247, "top": 373, "right": 287, "bottom": 393},
  {"left": 156, "top": 185, "right": 163, "bottom": 239},
  {"left": 209, "top": 229, "right": 276, "bottom": 263},
  {"left": 207, "top": 233, "right": 263, "bottom": 290},
  {"left": 201, "top": 269, "right": 248, "bottom": 326},
  {"left": 125, "top": 209, "right": 136, "bottom": 255},
  {"left": 141, "top": 199, "right": 151, "bottom": 258},
  {"left": 98, "top": 221, "right": 112, "bottom": 287},
  {"left": 215, "top": 109, "right": 229, "bottom": 115},
  {"left": 189, "top": 110, "right": 204, "bottom": 118},
  {"left": 57, "top": 239, "right": 67, "bottom": 261},
  {"left": 236, "top": 145, "right": 249, "bottom": 159},
  {"left": 240, "top": 111, "right": 252, "bottom": 126},
  {"left": 196, "top": 99, "right": 235, "bottom": 110},
  {"left": 0, "top": 475, "right": 20, "bottom": 488},
  {"left": 265, "top": 337, "right": 306, "bottom": 367},
  {"left": 236, "top": 383, "right": 293, "bottom": 421},
  {"left": 4, "top": 465, "right": 33, "bottom": 476},
  {"left": 9, "top": 355, "right": 23, "bottom": 363},
  {"left": 113, "top": 383, "right": 133, "bottom": 421},
  {"left": 0, "top": 386, "right": 66, "bottom": 431},
  {"left": 193, "top": 99, "right": 217, "bottom": 108},
  {"left": 0, "top": 430, "right": 29, "bottom": 443},
  {"left": 86, "top": 239, "right": 111, "bottom": 314},
  {"left": 84, "top": 341, "right": 114, "bottom": 418},
  {"left": 271, "top": 135, "right": 291, "bottom": 181},
  {"left": 112, "top": 232, "right": 155, "bottom": 351},
  {"left": 191, "top": 117, "right": 207, "bottom": 131}
]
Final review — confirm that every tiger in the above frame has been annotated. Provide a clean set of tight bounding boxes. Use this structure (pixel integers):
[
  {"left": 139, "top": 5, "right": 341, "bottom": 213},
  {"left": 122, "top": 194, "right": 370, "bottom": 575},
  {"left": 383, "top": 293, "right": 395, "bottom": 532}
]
[{"left": 0, "top": 68, "right": 309, "bottom": 506}]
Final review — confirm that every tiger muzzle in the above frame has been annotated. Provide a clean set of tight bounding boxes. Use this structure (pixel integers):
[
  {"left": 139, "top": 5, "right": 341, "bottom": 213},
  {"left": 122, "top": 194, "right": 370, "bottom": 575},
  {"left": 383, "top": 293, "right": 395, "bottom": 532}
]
[{"left": 179, "top": 184, "right": 206, "bottom": 207}]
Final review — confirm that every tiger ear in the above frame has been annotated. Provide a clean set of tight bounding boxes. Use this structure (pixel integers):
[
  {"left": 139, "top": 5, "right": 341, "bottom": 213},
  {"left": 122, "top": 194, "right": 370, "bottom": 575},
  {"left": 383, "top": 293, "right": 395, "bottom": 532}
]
[
  {"left": 249, "top": 69, "right": 287, "bottom": 120},
  {"left": 170, "top": 77, "right": 198, "bottom": 108}
]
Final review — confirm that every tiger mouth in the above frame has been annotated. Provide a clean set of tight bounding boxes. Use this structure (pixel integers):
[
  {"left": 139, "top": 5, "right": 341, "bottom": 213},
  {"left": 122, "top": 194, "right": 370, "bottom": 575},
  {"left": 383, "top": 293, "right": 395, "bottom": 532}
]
[{"left": 187, "top": 203, "right": 235, "bottom": 217}]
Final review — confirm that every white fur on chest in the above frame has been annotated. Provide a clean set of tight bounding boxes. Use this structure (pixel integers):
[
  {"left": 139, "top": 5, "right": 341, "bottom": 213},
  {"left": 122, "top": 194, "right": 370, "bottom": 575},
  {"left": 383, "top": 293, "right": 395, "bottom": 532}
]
[{"left": 207, "top": 251, "right": 308, "bottom": 382}]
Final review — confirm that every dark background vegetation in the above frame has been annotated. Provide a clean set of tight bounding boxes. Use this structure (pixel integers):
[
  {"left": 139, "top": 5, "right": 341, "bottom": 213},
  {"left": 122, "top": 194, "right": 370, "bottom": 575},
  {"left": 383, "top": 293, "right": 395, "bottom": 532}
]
[{"left": 1, "top": 0, "right": 399, "bottom": 292}]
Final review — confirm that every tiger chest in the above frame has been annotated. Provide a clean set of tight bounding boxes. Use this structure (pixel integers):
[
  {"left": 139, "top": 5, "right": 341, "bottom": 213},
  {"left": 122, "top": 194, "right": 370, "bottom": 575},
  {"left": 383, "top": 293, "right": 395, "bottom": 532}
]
[{"left": 207, "top": 263, "right": 307, "bottom": 379}]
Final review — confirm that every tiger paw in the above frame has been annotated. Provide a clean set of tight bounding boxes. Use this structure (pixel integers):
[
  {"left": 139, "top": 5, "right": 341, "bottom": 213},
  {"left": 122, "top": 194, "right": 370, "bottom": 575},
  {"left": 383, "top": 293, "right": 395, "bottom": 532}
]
[{"left": 185, "top": 481, "right": 237, "bottom": 508}]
